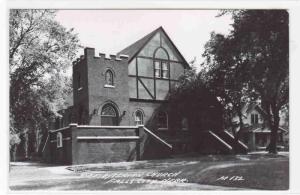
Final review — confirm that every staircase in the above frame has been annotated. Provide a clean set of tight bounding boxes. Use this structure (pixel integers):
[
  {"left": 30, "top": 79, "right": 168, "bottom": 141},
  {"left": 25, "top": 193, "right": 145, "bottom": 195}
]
[
  {"left": 139, "top": 126, "right": 173, "bottom": 160},
  {"left": 193, "top": 130, "right": 248, "bottom": 154},
  {"left": 215, "top": 131, "right": 248, "bottom": 154},
  {"left": 143, "top": 128, "right": 248, "bottom": 155}
]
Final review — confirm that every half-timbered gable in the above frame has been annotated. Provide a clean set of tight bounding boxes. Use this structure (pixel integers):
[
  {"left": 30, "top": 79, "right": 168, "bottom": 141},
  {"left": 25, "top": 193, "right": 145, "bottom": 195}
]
[{"left": 119, "top": 27, "right": 189, "bottom": 101}]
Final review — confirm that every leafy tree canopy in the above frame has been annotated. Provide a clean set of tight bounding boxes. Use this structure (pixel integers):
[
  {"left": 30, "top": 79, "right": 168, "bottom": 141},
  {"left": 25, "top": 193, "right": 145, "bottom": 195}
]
[
  {"left": 9, "top": 10, "right": 81, "bottom": 156},
  {"left": 202, "top": 10, "right": 289, "bottom": 153}
]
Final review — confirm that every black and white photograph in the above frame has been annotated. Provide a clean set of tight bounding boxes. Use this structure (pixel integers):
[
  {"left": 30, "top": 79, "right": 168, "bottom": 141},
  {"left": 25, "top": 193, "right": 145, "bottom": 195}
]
[{"left": 7, "top": 8, "right": 291, "bottom": 191}]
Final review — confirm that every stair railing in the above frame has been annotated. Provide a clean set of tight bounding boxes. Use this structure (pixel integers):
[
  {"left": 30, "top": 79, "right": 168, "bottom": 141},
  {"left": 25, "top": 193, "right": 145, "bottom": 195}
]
[{"left": 142, "top": 126, "right": 173, "bottom": 149}]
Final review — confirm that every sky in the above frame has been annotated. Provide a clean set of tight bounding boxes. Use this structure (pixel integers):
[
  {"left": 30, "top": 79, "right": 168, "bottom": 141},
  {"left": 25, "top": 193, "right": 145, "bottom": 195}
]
[{"left": 55, "top": 10, "right": 233, "bottom": 70}]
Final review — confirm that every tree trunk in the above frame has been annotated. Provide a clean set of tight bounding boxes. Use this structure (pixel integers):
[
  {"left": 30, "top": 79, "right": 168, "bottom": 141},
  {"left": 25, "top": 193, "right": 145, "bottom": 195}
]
[
  {"left": 236, "top": 109, "right": 244, "bottom": 141},
  {"left": 268, "top": 104, "right": 279, "bottom": 154}
]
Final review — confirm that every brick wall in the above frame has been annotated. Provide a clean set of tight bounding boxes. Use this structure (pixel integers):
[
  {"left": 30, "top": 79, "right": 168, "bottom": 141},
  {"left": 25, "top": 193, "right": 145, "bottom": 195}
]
[
  {"left": 71, "top": 125, "right": 139, "bottom": 164},
  {"left": 48, "top": 127, "right": 72, "bottom": 164}
]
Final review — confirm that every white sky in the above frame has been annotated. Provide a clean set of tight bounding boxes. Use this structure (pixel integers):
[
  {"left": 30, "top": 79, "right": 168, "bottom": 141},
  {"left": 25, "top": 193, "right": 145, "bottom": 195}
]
[{"left": 55, "top": 10, "right": 233, "bottom": 70}]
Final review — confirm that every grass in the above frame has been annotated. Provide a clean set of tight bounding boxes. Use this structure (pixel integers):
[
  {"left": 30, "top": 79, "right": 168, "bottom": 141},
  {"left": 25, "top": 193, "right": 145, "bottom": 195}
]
[
  {"left": 157, "top": 157, "right": 288, "bottom": 190},
  {"left": 10, "top": 153, "right": 289, "bottom": 190}
]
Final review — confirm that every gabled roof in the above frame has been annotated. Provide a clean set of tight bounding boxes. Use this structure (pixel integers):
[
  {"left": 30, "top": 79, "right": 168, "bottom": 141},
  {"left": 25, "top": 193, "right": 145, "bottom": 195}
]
[
  {"left": 243, "top": 102, "right": 267, "bottom": 116},
  {"left": 117, "top": 26, "right": 189, "bottom": 69}
]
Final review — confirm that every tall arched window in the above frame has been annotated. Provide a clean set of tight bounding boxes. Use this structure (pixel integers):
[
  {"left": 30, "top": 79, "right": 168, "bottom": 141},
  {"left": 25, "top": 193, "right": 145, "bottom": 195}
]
[
  {"left": 134, "top": 110, "right": 144, "bottom": 125},
  {"left": 101, "top": 103, "right": 118, "bottom": 126},
  {"left": 57, "top": 132, "right": 63, "bottom": 148},
  {"left": 105, "top": 70, "right": 114, "bottom": 86},
  {"left": 157, "top": 111, "right": 168, "bottom": 129},
  {"left": 154, "top": 48, "right": 169, "bottom": 79}
]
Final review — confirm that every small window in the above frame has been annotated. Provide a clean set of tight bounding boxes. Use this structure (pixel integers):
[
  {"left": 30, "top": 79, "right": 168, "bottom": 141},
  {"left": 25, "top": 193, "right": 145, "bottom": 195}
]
[
  {"left": 105, "top": 70, "right": 114, "bottom": 86},
  {"left": 135, "top": 110, "right": 144, "bottom": 126},
  {"left": 251, "top": 114, "right": 259, "bottom": 124},
  {"left": 57, "top": 132, "right": 63, "bottom": 148},
  {"left": 157, "top": 111, "right": 168, "bottom": 129},
  {"left": 154, "top": 61, "right": 169, "bottom": 79}
]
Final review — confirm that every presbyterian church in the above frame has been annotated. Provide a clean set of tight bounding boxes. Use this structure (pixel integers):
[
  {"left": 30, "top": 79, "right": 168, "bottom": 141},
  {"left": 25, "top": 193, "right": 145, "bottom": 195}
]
[{"left": 43, "top": 27, "right": 247, "bottom": 165}]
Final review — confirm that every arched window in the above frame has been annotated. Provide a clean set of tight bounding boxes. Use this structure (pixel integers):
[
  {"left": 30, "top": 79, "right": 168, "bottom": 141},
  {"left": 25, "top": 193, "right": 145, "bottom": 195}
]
[
  {"left": 155, "top": 48, "right": 169, "bottom": 60},
  {"left": 101, "top": 103, "right": 118, "bottom": 126},
  {"left": 57, "top": 132, "right": 63, "bottom": 148},
  {"left": 154, "top": 48, "right": 169, "bottom": 78},
  {"left": 154, "top": 48, "right": 169, "bottom": 79},
  {"left": 157, "top": 111, "right": 168, "bottom": 129},
  {"left": 134, "top": 110, "right": 144, "bottom": 125},
  {"left": 105, "top": 70, "right": 114, "bottom": 86}
]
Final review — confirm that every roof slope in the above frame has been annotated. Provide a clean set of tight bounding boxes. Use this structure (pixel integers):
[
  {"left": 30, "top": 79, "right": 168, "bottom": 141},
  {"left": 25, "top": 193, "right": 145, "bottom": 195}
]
[
  {"left": 118, "top": 26, "right": 189, "bottom": 68},
  {"left": 118, "top": 27, "right": 158, "bottom": 60}
]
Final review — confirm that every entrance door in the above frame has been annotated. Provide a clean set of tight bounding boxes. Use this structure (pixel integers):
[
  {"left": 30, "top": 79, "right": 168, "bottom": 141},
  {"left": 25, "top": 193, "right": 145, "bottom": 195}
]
[{"left": 100, "top": 104, "right": 118, "bottom": 126}]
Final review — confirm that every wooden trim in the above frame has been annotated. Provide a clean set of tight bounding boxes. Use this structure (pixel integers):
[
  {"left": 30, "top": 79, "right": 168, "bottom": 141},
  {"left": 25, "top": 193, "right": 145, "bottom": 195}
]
[
  {"left": 126, "top": 28, "right": 159, "bottom": 63},
  {"left": 129, "top": 75, "right": 179, "bottom": 82},
  {"left": 160, "top": 31, "right": 162, "bottom": 47},
  {"left": 137, "top": 77, "right": 154, "bottom": 99},
  {"left": 159, "top": 27, "right": 190, "bottom": 69},
  {"left": 137, "top": 55, "right": 183, "bottom": 64},
  {"left": 168, "top": 61, "right": 171, "bottom": 90},
  {"left": 129, "top": 98, "right": 168, "bottom": 103},
  {"left": 136, "top": 57, "right": 139, "bottom": 99},
  {"left": 153, "top": 59, "right": 156, "bottom": 99}
]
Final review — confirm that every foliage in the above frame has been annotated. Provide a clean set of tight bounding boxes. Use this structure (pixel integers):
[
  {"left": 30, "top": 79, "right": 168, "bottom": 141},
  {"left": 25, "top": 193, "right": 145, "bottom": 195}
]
[
  {"left": 9, "top": 9, "right": 81, "bottom": 156},
  {"left": 168, "top": 69, "right": 223, "bottom": 133},
  {"left": 202, "top": 10, "right": 289, "bottom": 153}
]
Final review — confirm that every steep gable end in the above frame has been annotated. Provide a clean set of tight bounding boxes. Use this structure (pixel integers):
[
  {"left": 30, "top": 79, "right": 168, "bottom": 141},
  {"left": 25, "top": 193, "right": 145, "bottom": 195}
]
[{"left": 118, "top": 27, "right": 189, "bottom": 68}]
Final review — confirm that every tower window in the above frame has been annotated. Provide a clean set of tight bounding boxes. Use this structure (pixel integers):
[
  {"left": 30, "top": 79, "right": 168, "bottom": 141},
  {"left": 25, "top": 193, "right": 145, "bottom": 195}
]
[{"left": 105, "top": 70, "right": 114, "bottom": 86}]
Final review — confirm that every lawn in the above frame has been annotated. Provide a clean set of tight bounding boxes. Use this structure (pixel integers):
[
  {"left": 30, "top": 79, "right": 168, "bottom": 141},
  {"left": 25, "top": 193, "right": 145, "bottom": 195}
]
[{"left": 9, "top": 152, "right": 289, "bottom": 190}]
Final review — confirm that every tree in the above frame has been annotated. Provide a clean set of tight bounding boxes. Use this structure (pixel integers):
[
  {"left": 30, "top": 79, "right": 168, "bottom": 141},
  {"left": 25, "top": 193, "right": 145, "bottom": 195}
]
[
  {"left": 168, "top": 69, "right": 223, "bottom": 150},
  {"left": 9, "top": 10, "right": 81, "bottom": 159},
  {"left": 202, "top": 32, "right": 251, "bottom": 141},
  {"left": 202, "top": 10, "right": 289, "bottom": 154}
]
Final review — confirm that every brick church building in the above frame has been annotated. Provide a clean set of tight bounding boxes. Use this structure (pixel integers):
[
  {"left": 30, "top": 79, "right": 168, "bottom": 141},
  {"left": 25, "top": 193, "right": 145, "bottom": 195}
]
[
  {"left": 72, "top": 26, "right": 189, "bottom": 128},
  {"left": 43, "top": 27, "right": 247, "bottom": 165}
]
